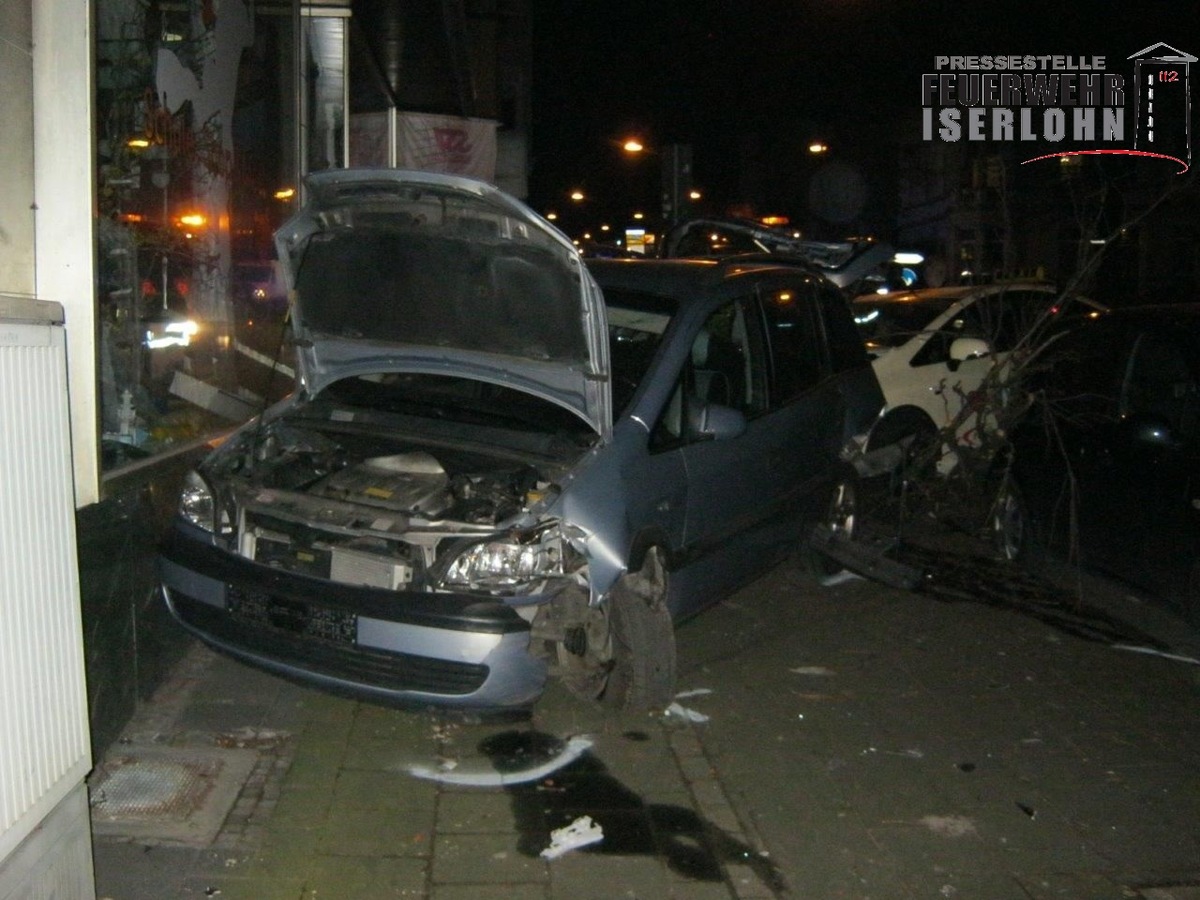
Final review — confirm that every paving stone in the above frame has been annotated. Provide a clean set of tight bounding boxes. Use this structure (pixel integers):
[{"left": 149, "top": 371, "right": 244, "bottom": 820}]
[
  {"left": 436, "top": 790, "right": 520, "bottom": 833},
  {"left": 431, "top": 832, "right": 548, "bottom": 885}
]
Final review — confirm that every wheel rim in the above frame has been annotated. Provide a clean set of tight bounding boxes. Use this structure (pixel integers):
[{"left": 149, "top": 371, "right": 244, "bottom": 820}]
[
  {"left": 555, "top": 602, "right": 613, "bottom": 701},
  {"left": 827, "top": 479, "right": 856, "bottom": 539}
]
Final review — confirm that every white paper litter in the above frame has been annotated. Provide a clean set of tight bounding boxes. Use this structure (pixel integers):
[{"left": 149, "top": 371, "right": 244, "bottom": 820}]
[
  {"left": 674, "top": 687, "right": 714, "bottom": 699},
  {"left": 789, "top": 666, "right": 836, "bottom": 676},
  {"left": 540, "top": 815, "right": 604, "bottom": 859},
  {"left": 665, "top": 702, "right": 710, "bottom": 723}
]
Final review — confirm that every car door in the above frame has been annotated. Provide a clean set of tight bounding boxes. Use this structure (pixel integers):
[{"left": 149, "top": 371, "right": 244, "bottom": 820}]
[
  {"left": 669, "top": 278, "right": 841, "bottom": 611},
  {"left": 1104, "top": 326, "right": 1200, "bottom": 597}
]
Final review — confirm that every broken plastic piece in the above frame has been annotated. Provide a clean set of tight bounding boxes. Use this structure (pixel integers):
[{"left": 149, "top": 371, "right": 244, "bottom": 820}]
[
  {"left": 1111, "top": 644, "right": 1200, "bottom": 666},
  {"left": 540, "top": 815, "right": 604, "bottom": 859},
  {"left": 665, "top": 702, "right": 710, "bottom": 723},
  {"left": 407, "top": 736, "right": 593, "bottom": 786},
  {"left": 819, "top": 569, "right": 863, "bottom": 587}
]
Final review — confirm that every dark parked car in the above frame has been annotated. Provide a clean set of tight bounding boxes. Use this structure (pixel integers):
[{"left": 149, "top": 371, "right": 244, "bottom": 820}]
[
  {"left": 993, "top": 304, "right": 1200, "bottom": 625},
  {"left": 158, "top": 169, "right": 886, "bottom": 714}
]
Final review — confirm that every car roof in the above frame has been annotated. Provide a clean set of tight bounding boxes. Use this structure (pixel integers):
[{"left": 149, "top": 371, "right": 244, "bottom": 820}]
[
  {"left": 853, "top": 282, "right": 1057, "bottom": 306},
  {"left": 586, "top": 256, "right": 826, "bottom": 306}
]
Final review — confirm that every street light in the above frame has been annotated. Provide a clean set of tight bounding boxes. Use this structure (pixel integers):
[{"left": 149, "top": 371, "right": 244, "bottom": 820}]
[
  {"left": 808, "top": 142, "right": 829, "bottom": 155},
  {"left": 570, "top": 190, "right": 585, "bottom": 202},
  {"left": 622, "top": 138, "right": 645, "bottom": 154}
]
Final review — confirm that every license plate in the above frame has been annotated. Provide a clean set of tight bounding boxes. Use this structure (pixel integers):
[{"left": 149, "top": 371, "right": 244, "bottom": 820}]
[{"left": 227, "top": 585, "right": 356, "bottom": 645}]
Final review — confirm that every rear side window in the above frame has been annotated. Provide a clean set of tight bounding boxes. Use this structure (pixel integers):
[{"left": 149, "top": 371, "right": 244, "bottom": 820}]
[
  {"left": 759, "top": 282, "right": 825, "bottom": 405},
  {"left": 819, "top": 285, "right": 870, "bottom": 372}
]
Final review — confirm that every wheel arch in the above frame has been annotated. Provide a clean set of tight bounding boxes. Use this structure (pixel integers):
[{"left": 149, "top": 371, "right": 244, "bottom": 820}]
[{"left": 866, "top": 405, "right": 938, "bottom": 453}]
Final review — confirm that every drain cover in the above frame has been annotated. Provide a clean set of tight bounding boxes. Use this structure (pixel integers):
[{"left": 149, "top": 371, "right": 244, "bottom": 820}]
[{"left": 90, "top": 746, "right": 257, "bottom": 845}]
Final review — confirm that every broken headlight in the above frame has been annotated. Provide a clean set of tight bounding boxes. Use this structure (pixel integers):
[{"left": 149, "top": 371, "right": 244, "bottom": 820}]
[
  {"left": 178, "top": 470, "right": 231, "bottom": 534},
  {"left": 441, "top": 526, "right": 567, "bottom": 590}
]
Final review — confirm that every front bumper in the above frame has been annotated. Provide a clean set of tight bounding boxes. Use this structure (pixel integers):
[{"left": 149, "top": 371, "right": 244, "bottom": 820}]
[{"left": 158, "top": 527, "right": 547, "bottom": 710}]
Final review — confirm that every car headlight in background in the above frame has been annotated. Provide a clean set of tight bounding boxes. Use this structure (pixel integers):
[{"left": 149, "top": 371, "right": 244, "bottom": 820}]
[{"left": 178, "top": 470, "right": 231, "bottom": 534}]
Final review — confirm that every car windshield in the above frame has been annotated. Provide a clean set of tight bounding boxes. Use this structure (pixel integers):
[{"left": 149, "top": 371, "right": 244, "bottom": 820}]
[
  {"left": 602, "top": 288, "right": 677, "bottom": 413},
  {"left": 853, "top": 296, "right": 958, "bottom": 351}
]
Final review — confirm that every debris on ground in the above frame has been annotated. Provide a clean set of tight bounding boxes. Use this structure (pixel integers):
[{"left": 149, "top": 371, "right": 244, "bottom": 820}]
[
  {"left": 789, "top": 666, "right": 836, "bottom": 676},
  {"left": 819, "top": 569, "right": 863, "bottom": 587},
  {"left": 407, "top": 735, "right": 593, "bottom": 786},
  {"left": 1111, "top": 644, "right": 1200, "bottom": 666},
  {"left": 918, "top": 815, "right": 978, "bottom": 838},
  {"left": 665, "top": 702, "right": 710, "bottom": 723},
  {"left": 540, "top": 815, "right": 604, "bottom": 859},
  {"left": 674, "top": 687, "right": 714, "bottom": 699}
]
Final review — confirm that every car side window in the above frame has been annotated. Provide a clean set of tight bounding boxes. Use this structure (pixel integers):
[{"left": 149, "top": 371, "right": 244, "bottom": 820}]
[
  {"left": 649, "top": 298, "right": 767, "bottom": 451},
  {"left": 1120, "top": 331, "right": 1198, "bottom": 438},
  {"left": 759, "top": 282, "right": 825, "bottom": 405},
  {"left": 910, "top": 302, "right": 985, "bottom": 367},
  {"left": 819, "top": 285, "right": 869, "bottom": 373}
]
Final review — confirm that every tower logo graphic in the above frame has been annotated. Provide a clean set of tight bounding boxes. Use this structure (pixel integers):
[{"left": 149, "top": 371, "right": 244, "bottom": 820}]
[{"left": 1128, "top": 42, "right": 1195, "bottom": 168}]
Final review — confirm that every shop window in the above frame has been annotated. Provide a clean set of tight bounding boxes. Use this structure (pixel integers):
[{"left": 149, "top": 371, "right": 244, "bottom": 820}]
[{"left": 94, "top": 0, "right": 333, "bottom": 473}]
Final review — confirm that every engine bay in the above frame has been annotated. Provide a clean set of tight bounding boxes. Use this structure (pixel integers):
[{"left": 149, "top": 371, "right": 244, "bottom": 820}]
[{"left": 206, "top": 416, "right": 573, "bottom": 593}]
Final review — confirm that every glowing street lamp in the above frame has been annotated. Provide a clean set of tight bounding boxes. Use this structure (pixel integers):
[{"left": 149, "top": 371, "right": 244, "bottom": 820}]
[
  {"left": 570, "top": 190, "right": 585, "bottom": 202},
  {"left": 808, "top": 141, "right": 829, "bottom": 155},
  {"left": 622, "top": 138, "right": 645, "bottom": 154}
]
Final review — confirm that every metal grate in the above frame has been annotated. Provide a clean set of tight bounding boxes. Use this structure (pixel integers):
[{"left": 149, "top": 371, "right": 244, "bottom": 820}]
[
  {"left": 92, "top": 756, "right": 216, "bottom": 820},
  {"left": 89, "top": 747, "right": 257, "bottom": 845}
]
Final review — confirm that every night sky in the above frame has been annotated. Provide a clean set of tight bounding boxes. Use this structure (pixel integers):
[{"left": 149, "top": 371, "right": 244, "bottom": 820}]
[{"left": 528, "top": 0, "right": 1198, "bottom": 236}]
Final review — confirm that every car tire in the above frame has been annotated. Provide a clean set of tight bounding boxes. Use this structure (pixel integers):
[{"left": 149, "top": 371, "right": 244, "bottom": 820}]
[
  {"left": 600, "top": 549, "right": 676, "bottom": 712},
  {"left": 896, "top": 420, "right": 943, "bottom": 490},
  {"left": 803, "top": 470, "right": 859, "bottom": 577}
]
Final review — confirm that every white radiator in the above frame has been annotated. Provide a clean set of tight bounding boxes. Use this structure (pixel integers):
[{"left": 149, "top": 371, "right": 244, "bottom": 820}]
[{"left": 0, "top": 297, "right": 93, "bottom": 896}]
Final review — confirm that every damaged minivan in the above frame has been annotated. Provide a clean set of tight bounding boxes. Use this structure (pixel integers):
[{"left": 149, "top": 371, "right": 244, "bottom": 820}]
[{"left": 159, "top": 169, "right": 885, "bottom": 713}]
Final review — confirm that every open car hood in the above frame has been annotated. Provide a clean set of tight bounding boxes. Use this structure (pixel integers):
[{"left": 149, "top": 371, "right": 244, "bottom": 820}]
[{"left": 275, "top": 169, "right": 611, "bottom": 438}]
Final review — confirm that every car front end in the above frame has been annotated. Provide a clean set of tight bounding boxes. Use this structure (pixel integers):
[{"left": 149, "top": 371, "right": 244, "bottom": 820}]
[{"left": 158, "top": 169, "right": 614, "bottom": 711}]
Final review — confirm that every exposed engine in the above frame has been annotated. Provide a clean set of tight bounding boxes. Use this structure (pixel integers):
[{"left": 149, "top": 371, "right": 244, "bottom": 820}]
[{"left": 207, "top": 419, "right": 571, "bottom": 594}]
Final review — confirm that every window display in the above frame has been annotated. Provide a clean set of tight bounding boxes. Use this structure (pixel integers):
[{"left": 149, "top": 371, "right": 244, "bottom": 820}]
[{"left": 95, "top": 0, "right": 305, "bottom": 471}]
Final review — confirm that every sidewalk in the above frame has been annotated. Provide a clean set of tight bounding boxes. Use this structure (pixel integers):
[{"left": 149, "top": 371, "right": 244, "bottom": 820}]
[{"left": 90, "top": 548, "right": 1200, "bottom": 899}]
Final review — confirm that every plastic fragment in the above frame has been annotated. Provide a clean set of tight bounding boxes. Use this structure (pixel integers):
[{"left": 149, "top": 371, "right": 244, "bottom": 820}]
[
  {"left": 1111, "top": 644, "right": 1200, "bottom": 666},
  {"left": 674, "top": 687, "right": 714, "bottom": 699},
  {"left": 540, "top": 815, "right": 604, "bottom": 859},
  {"left": 408, "top": 736, "right": 592, "bottom": 786},
  {"left": 820, "top": 569, "right": 863, "bottom": 587},
  {"left": 665, "top": 702, "right": 710, "bottom": 723}
]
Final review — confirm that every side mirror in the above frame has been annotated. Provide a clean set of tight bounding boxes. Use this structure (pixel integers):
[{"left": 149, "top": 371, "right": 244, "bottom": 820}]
[
  {"left": 689, "top": 402, "right": 747, "bottom": 441},
  {"left": 948, "top": 336, "right": 991, "bottom": 371}
]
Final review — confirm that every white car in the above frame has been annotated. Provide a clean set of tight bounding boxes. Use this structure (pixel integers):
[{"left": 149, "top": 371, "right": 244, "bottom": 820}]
[{"left": 853, "top": 282, "right": 1104, "bottom": 469}]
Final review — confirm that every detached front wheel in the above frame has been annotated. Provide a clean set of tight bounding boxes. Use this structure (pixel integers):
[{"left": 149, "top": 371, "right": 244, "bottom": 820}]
[
  {"left": 554, "top": 549, "right": 675, "bottom": 713},
  {"left": 602, "top": 550, "right": 676, "bottom": 712}
]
